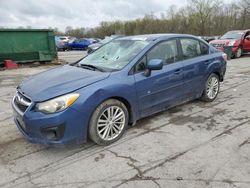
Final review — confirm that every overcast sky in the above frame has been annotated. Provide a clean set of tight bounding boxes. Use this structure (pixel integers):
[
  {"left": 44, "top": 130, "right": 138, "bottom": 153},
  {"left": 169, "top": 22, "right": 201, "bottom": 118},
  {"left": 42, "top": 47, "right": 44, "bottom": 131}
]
[{"left": 0, "top": 0, "right": 231, "bottom": 31}]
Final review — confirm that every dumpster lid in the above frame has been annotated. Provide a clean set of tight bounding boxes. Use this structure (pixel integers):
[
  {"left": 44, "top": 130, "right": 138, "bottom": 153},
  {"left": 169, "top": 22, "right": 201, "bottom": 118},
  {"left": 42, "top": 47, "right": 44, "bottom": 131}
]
[{"left": 0, "top": 29, "right": 54, "bottom": 32}]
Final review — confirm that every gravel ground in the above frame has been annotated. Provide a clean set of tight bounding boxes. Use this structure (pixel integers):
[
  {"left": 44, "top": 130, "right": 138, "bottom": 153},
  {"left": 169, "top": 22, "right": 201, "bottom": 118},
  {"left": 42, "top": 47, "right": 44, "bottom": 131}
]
[
  {"left": 0, "top": 52, "right": 250, "bottom": 188},
  {"left": 58, "top": 50, "right": 86, "bottom": 63}
]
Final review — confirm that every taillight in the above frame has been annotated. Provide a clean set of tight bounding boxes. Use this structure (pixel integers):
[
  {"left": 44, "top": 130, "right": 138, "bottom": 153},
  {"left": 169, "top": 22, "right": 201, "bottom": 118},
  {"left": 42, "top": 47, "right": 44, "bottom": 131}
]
[{"left": 222, "top": 53, "right": 227, "bottom": 62}]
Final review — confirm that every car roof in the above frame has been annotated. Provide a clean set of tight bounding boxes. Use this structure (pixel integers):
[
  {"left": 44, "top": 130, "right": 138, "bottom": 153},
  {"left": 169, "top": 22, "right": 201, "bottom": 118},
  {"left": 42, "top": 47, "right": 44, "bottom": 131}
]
[{"left": 117, "top": 33, "right": 195, "bottom": 41}]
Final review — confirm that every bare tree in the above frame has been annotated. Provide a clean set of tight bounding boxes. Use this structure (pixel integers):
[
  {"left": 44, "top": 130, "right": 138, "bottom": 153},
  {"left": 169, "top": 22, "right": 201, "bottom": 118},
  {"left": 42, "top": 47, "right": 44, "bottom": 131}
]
[
  {"left": 187, "top": 0, "right": 222, "bottom": 35},
  {"left": 56, "top": 0, "right": 249, "bottom": 38}
]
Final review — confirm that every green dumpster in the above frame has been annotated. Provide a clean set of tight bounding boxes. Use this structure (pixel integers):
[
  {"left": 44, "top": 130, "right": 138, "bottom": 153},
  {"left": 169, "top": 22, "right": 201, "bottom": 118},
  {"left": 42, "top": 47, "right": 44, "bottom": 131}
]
[
  {"left": 0, "top": 29, "right": 57, "bottom": 65},
  {"left": 223, "top": 46, "right": 233, "bottom": 60}
]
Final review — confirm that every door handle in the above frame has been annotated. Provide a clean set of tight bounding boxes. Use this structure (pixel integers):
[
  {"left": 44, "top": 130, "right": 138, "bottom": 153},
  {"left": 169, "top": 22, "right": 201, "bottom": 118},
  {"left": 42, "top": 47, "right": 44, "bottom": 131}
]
[
  {"left": 204, "top": 60, "right": 211, "bottom": 65},
  {"left": 174, "top": 69, "right": 182, "bottom": 74}
]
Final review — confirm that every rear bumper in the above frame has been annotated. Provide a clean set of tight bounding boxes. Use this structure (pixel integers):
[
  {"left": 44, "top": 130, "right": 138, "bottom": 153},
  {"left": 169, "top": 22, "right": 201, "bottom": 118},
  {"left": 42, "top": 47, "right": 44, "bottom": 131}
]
[{"left": 220, "top": 64, "right": 226, "bottom": 81}]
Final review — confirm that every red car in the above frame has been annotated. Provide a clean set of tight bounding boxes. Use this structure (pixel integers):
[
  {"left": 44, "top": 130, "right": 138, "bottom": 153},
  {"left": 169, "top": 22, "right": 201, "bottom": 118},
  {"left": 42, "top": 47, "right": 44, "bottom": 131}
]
[{"left": 210, "top": 30, "right": 250, "bottom": 58}]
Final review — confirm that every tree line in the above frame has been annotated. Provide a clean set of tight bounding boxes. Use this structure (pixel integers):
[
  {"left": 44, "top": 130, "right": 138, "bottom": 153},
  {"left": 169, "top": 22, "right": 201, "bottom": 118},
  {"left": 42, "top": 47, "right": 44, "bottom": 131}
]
[{"left": 55, "top": 0, "right": 250, "bottom": 38}]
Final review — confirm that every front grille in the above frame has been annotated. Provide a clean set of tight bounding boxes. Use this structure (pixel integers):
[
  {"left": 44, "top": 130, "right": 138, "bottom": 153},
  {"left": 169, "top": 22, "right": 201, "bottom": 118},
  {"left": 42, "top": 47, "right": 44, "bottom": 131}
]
[
  {"left": 14, "top": 98, "right": 28, "bottom": 112},
  {"left": 212, "top": 43, "right": 226, "bottom": 48},
  {"left": 14, "top": 92, "right": 32, "bottom": 113}
]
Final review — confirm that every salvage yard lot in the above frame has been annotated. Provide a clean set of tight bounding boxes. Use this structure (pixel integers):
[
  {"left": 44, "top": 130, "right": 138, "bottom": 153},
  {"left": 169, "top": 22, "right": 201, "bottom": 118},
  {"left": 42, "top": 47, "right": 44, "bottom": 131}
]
[{"left": 0, "top": 52, "right": 250, "bottom": 188}]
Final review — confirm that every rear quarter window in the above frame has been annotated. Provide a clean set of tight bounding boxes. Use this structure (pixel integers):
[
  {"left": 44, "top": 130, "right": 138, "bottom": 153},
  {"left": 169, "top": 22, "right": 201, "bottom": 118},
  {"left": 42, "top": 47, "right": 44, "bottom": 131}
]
[{"left": 200, "top": 42, "right": 209, "bottom": 55}]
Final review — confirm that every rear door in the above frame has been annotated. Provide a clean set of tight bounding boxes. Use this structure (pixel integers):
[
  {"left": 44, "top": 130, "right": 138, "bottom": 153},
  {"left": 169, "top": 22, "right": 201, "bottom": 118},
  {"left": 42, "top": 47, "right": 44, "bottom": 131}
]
[
  {"left": 133, "top": 39, "right": 184, "bottom": 117},
  {"left": 179, "top": 38, "right": 211, "bottom": 100}
]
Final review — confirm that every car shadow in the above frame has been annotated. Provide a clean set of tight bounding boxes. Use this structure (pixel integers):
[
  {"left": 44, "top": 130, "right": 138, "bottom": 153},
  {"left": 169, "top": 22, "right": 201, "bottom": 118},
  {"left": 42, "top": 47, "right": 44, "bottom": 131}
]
[{"left": 242, "top": 53, "right": 250, "bottom": 58}]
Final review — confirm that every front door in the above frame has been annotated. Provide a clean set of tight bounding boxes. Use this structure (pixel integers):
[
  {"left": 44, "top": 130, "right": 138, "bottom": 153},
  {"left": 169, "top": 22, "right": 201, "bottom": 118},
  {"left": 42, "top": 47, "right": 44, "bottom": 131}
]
[
  {"left": 243, "top": 31, "right": 250, "bottom": 51},
  {"left": 133, "top": 39, "right": 184, "bottom": 117}
]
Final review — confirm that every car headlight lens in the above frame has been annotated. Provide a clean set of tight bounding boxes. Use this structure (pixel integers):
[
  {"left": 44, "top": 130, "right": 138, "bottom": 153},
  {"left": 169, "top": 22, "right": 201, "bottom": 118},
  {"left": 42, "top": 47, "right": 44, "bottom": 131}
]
[
  {"left": 227, "top": 41, "right": 236, "bottom": 46},
  {"left": 36, "top": 93, "right": 79, "bottom": 113}
]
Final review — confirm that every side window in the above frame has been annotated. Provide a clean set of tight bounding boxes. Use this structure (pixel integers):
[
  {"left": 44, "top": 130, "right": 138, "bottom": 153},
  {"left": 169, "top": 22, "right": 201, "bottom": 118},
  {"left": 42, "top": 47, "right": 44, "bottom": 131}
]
[
  {"left": 147, "top": 40, "right": 179, "bottom": 65},
  {"left": 180, "top": 38, "right": 201, "bottom": 59},
  {"left": 200, "top": 42, "right": 209, "bottom": 55},
  {"left": 134, "top": 40, "right": 179, "bottom": 74}
]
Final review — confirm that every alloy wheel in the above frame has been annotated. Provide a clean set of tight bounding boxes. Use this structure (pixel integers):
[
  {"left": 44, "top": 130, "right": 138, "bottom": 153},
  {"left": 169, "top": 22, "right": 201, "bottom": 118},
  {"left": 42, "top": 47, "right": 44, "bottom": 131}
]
[
  {"left": 236, "top": 48, "right": 242, "bottom": 58},
  {"left": 97, "top": 106, "right": 125, "bottom": 141},
  {"left": 206, "top": 76, "right": 219, "bottom": 100}
]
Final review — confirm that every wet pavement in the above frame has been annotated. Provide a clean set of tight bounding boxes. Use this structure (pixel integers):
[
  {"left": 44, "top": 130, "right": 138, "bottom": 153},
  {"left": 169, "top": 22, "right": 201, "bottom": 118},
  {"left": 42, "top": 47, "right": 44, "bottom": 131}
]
[{"left": 0, "top": 53, "right": 250, "bottom": 188}]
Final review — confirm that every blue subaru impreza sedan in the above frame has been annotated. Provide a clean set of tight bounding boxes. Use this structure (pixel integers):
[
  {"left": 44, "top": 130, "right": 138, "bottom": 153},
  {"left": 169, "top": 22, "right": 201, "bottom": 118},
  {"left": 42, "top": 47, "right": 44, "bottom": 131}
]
[{"left": 12, "top": 34, "right": 227, "bottom": 145}]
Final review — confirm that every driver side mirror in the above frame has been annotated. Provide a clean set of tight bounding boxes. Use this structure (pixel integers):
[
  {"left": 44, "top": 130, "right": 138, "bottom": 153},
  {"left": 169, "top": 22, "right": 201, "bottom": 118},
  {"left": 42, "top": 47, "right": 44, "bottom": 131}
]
[{"left": 144, "top": 59, "right": 163, "bottom": 77}]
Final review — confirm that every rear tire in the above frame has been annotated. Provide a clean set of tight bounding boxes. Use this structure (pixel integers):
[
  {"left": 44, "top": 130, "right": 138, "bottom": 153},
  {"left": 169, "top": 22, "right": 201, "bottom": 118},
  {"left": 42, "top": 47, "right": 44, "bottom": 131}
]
[
  {"left": 201, "top": 73, "right": 220, "bottom": 102},
  {"left": 88, "top": 99, "right": 128, "bottom": 145}
]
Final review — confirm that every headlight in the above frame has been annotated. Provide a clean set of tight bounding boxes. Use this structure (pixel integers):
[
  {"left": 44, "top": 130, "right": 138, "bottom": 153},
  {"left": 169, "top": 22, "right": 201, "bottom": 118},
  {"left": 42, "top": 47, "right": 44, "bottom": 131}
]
[
  {"left": 227, "top": 41, "right": 236, "bottom": 46},
  {"left": 36, "top": 93, "right": 79, "bottom": 113}
]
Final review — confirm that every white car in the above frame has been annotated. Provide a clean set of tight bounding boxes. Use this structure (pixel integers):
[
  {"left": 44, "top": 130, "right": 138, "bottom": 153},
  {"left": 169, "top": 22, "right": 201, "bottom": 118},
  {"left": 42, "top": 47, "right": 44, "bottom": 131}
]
[{"left": 57, "top": 36, "right": 75, "bottom": 43}]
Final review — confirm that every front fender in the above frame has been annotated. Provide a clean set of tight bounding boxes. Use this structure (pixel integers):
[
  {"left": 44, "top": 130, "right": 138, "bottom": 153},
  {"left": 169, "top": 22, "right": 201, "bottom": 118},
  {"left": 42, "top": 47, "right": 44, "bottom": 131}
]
[{"left": 70, "top": 74, "right": 138, "bottom": 137}]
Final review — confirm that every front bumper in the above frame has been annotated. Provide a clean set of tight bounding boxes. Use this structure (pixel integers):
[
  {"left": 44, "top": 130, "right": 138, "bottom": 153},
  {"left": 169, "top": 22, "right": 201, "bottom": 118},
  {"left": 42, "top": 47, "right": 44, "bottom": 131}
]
[
  {"left": 12, "top": 98, "right": 88, "bottom": 145},
  {"left": 213, "top": 45, "right": 239, "bottom": 56}
]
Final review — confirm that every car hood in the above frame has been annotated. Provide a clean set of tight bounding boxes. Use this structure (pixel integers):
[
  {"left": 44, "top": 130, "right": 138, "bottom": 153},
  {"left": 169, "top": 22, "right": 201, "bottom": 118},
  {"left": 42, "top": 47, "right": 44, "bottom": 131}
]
[{"left": 18, "top": 65, "right": 110, "bottom": 102}]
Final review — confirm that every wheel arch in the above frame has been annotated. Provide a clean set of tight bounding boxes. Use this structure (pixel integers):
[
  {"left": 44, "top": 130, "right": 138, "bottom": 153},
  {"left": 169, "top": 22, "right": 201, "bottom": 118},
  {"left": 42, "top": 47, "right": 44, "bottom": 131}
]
[
  {"left": 212, "top": 71, "right": 222, "bottom": 81},
  {"left": 238, "top": 44, "right": 243, "bottom": 49},
  {"left": 105, "top": 96, "right": 135, "bottom": 125},
  {"left": 206, "top": 59, "right": 225, "bottom": 82}
]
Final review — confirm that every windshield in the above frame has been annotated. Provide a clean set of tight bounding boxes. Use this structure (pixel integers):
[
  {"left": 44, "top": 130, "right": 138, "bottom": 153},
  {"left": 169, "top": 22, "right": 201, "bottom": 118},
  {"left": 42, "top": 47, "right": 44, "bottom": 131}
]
[
  {"left": 221, "top": 31, "right": 244, "bottom": 40},
  {"left": 78, "top": 39, "right": 149, "bottom": 71}
]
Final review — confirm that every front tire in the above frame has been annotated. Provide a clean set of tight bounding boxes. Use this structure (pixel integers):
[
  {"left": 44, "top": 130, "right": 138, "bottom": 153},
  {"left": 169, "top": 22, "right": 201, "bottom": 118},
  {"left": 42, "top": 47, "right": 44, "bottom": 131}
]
[
  {"left": 235, "top": 47, "right": 242, "bottom": 58},
  {"left": 88, "top": 99, "right": 128, "bottom": 145},
  {"left": 201, "top": 73, "right": 220, "bottom": 102}
]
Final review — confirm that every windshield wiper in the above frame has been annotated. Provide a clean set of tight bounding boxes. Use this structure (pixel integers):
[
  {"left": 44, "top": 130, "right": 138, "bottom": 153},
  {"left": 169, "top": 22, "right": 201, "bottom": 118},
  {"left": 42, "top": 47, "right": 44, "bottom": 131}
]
[{"left": 78, "top": 64, "right": 104, "bottom": 72}]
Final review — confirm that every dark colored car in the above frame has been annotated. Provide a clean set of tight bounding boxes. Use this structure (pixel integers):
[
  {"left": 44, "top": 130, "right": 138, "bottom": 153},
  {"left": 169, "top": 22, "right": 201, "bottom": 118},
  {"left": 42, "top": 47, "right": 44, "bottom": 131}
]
[
  {"left": 87, "top": 35, "right": 123, "bottom": 54},
  {"left": 198, "top": 36, "right": 218, "bottom": 43},
  {"left": 12, "top": 34, "right": 227, "bottom": 145},
  {"left": 68, "top": 38, "right": 94, "bottom": 50},
  {"left": 210, "top": 30, "right": 250, "bottom": 58}
]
